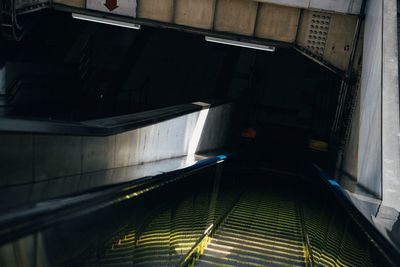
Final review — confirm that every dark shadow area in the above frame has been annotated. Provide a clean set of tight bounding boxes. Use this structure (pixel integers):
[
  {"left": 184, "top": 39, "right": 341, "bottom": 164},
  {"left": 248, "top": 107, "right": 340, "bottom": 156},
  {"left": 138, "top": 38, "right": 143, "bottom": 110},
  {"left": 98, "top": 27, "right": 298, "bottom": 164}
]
[
  {"left": 1, "top": 11, "right": 339, "bottom": 127},
  {"left": 1, "top": 9, "right": 376, "bottom": 266},
  {"left": 1, "top": 11, "right": 240, "bottom": 120},
  {"left": 1, "top": 10, "right": 340, "bottom": 174}
]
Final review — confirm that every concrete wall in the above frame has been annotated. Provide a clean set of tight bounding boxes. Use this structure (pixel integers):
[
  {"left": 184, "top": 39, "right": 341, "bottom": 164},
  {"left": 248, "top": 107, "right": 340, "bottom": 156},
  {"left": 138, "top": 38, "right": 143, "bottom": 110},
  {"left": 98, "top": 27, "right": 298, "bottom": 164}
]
[
  {"left": 357, "top": 0, "right": 382, "bottom": 197},
  {"left": 257, "top": 0, "right": 362, "bottom": 14},
  {"left": 0, "top": 103, "right": 236, "bottom": 187},
  {"left": 54, "top": 0, "right": 363, "bottom": 14},
  {"left": 254, "top": 4, "right": 300, "bottom": 43},
  {"left": 382, "top": 0, "right": 400, "bottom": 210},
  {"left": 55, "top": 0, "right": 359, "bottom": 70},
  {"left": 0, "top": 233, "right": 48, "bottom": 267},
  {"left": 342, "top": 0, "right": 382, "bottom": 197},
  {"left": 343, "top": 0, "right": 400, "bottom": 211},
  {"left": 174, "top": 0, "right": 215, "bottom": 29},
  {"left": 0, "top": 59, "right": 5, "bottom": 95}
]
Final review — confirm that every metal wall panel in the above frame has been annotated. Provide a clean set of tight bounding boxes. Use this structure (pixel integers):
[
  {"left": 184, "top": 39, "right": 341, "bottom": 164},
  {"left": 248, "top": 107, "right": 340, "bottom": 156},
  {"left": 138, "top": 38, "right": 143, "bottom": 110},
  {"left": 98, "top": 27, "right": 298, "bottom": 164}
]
[
  {"left": 296, "top": 9, "right": 358, "bottom": 70},
  {"left": 322, "top": 13, "right": 357, "bottom": 70}
]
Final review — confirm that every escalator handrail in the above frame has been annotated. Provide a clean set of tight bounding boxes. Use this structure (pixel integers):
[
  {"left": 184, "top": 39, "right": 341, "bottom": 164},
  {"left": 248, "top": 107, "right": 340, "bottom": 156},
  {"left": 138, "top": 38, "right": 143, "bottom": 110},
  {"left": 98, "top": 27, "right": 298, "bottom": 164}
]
[
  {"left": 0, "top": 154, "right": 230, "bottom": 247},
  {"left": 296, "top": 201, "right": 315, "bottom": 267},
  {"left": 178, "top": 188, "right": 244, "bottom": 267},
  {"left": 312, "top": 164, "right": 400, "bottom": 267},
  {"left": 0, "top": 99, "right": 233, "bottom": 136}
]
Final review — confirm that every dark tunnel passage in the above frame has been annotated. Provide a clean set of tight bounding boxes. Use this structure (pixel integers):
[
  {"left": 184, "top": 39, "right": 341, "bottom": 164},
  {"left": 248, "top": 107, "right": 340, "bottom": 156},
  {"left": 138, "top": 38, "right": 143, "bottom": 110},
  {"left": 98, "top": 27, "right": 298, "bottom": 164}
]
[
  {"left": 1, "top": 10, "right": 340, "bottom": 171},
  {"left": 1, "top": 7, "right": 397, "bottom": 267},
  {"left": 1, "top": 11, "right": 340, "bottom": 127}
]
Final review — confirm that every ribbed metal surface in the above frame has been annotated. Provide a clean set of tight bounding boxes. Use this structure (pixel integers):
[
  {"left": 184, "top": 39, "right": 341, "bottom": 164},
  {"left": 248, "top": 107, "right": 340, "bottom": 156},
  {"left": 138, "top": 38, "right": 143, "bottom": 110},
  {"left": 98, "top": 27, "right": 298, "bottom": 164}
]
[
  {"left": 302, "top": 199, "right": 376, "bottom": 267},
  {"left": 80, "top": 179, "right": 386, "bottom": 267},
  {"left": 196, "top": 191, "right": 306, "bottom": 267},
  {"left": 82, "top": 187, "right": 238, "bottom": 267}
]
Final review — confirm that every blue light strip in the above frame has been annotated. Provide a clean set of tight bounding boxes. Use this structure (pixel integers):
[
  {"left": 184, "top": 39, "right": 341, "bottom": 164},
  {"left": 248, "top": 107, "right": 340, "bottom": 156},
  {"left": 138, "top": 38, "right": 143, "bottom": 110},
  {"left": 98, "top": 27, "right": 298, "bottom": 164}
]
[
  {"left": 328, "top": 179, "right": 340, "bottom": 187},
  {"left": 315, "top": 168, "right": 348, "bottom": 199}
]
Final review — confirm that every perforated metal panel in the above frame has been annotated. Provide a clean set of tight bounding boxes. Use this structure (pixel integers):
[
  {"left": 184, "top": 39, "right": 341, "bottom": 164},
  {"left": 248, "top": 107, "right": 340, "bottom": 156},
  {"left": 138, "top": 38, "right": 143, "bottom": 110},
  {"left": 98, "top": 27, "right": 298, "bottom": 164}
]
[
  {"left": 15, "top": 0, "right": 48, "bottom": 11},
  {"left": 306, "top": 12, "right": 331, "bottom": 57}
]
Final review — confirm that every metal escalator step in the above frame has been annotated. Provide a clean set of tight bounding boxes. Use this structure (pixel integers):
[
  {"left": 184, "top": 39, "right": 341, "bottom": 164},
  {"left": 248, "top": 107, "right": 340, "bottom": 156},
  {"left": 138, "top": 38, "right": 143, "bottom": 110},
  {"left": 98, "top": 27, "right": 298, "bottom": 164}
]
[
  {"left": 226, "top": 208, "right": 299, "bottom": 221},
  {"left": 196, "top": 258, "right": 238, "bottom": 267},
  {"left": 198, "top": 251, "right": 305, "bottom": 267},
  {"left": 132, "top": 253, "right": 179, "bottom": 262},
  {"left": 227, "top": 206, "right": 297, "bottom": 218},
  {"left": 223, "top": 217, "right": 301, "bottom": 234},
  {"left": 98, "top": 262, "right": 135, "bottom": 267},
  {"left": 192, "top": 190, "right": 308, "bottom": 267},
  {"left": 206, "top": 239, "right": 304, "bottom": 261},
  {"left": 211, "top": 233, "right": 305, "bottom": 254},
  {"left": 199, "top": 248, "right": 272, "bottom": 266},
  {"left": 227, "top": 208, "right": 298, "bottom": 222},
  {"left": 231, "top": 205, "right": 296, "bottom": 217},
  {"left": 99, "top": 252, "right": 178, "bottom": 265},
  {"left": 99, "top": 257, "right": 134, "bottom": 265},
  {"left": 213, "top": 232, "right": 303, "bottom": 251},
  {"left": 217, "top": 225, "right": 303, "bottom": 246}
]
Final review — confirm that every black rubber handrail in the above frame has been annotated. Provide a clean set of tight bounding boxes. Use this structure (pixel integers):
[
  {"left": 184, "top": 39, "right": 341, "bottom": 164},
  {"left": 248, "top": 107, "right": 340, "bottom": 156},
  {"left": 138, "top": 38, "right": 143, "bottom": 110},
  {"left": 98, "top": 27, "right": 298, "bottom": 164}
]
[
  {"left": 0, "top": 154, "right": 229, "bottom": 247},
  {"left": 296, "top": 201, "right": 315, "bottom": 267},
  {"left": 312, "top": 165, "right": 400, "bottom": 267},
  {"left": 177, "top": 189, "right": 244, "bottom": 267}
]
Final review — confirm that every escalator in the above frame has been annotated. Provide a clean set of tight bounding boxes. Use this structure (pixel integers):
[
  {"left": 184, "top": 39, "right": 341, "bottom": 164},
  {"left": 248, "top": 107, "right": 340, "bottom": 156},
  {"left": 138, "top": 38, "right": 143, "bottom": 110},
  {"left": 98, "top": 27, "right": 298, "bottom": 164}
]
[
  {"left": 195, "top": 189, "right": 307, "bottom": 266},
  {"left": 9, "top": 161, "right": 389, "bottom": 267},
  {"left": 1, "top": 7, "right": 399, "bottom": 267}
]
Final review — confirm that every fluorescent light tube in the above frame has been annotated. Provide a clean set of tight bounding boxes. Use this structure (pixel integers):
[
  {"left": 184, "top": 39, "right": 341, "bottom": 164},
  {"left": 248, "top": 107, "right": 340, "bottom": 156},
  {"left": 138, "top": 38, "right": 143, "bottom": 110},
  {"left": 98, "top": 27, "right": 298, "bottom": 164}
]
[
  {"left": 72, "top": 13, "right": 141, "bottom": 29},
  {"left": 205, "top": 36, "right": 275, "bottom": 52}
]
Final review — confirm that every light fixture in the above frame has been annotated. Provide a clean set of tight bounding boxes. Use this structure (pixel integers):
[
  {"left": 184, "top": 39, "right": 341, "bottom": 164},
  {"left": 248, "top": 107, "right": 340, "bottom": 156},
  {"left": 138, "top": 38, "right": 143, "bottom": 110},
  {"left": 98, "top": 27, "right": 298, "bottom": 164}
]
[
  {"left": 72, "top": 13, "right": 141, "bottom": 29},
  {"left": 205, "top": 36, "right": 275, "bottom": 52}
]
